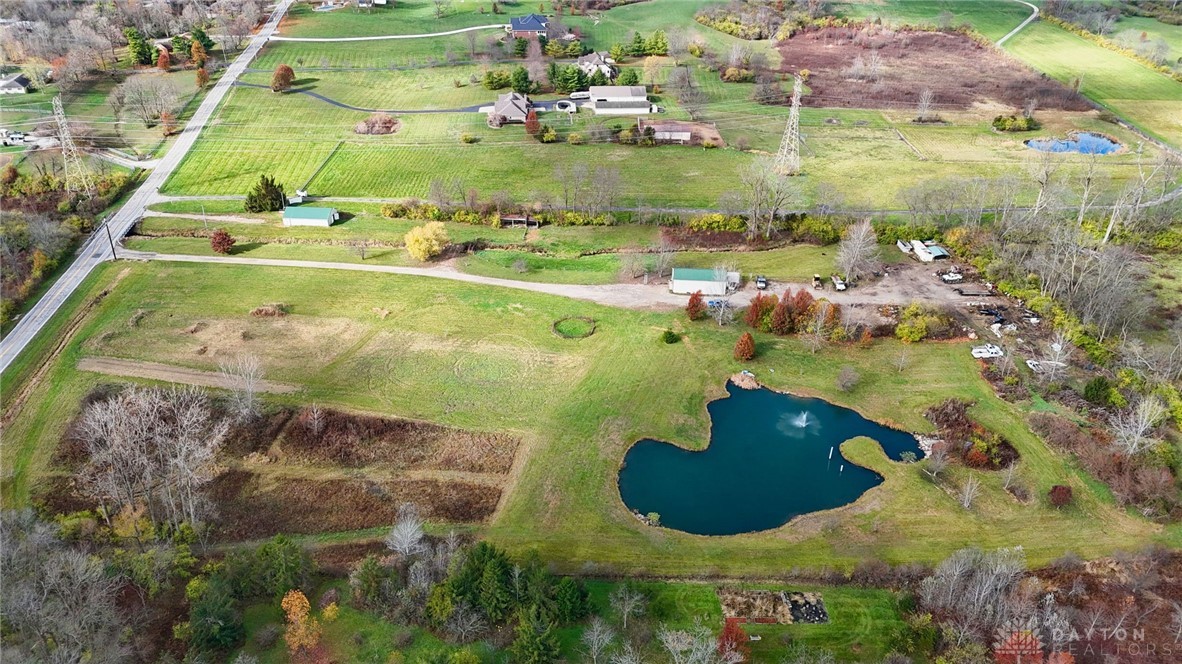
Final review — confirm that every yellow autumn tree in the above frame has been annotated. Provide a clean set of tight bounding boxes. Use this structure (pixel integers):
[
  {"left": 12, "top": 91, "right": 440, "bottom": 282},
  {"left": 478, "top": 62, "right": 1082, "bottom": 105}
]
[
  {"left": 404, "top": 221, "right": 449, "bottom": 262},
  {"left": 281, "top": 589, "right": 322, "bottom": 658}
]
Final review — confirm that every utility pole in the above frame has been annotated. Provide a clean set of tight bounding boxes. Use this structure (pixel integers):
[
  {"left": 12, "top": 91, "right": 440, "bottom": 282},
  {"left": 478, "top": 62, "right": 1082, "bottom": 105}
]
[
  {"left": 53, "top": 95, "right": 96, "bottom": 199},
  {"left": 773, "top": 75, "right": 803, "bottom": 176},
  {"left": 103, "top": 220, "right": 118, "bottom": 259}
]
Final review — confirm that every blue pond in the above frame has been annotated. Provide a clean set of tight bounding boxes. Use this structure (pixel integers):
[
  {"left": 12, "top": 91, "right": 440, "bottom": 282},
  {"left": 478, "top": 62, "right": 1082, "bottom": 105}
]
[
  {"left": 618, "top": 384, "right": 923, "bottom": 536},
  {"left": 1025, "top": 132, "right": 1121, "bottom": 155}
]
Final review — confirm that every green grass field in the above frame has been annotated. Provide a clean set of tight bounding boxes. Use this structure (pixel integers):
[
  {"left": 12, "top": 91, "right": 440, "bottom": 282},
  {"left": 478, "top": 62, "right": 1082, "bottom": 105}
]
[
  {"left": 277, "top": 0, "right": 518, "bottom": 38},
  {"left": 2, "top": 260, "right": 1170, "bottom": 577},
  {"left": 834, "top": 0, "right": 1034, "bottom": 41}
]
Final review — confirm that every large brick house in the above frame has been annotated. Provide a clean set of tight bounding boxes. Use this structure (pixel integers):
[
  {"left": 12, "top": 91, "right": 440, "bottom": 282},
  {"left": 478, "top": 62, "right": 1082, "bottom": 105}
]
[{"left": 509, "top": 14, "right": 548, "bottom": 39}]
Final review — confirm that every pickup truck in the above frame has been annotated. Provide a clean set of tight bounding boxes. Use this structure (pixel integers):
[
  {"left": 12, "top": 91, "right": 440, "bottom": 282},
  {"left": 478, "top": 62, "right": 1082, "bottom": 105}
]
[
  {"left": 830, "top": 275, "right": 847, "bottom": 291},
  {"left": 812, "top": 274, "right": 823, "bottom": 290},
  {"left": 755, "top": 276, "right": 768, "bottom": 290}
]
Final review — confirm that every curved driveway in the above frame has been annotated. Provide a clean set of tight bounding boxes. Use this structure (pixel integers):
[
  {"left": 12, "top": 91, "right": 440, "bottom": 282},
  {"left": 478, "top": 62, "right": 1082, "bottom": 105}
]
[
  {"left": 233, "top": 81, "right": 483, "bottom": 113},
  {"left": 270, "top": 23, "right": 507, "bottom": 42},
  {"left": 996, "top": 0, "right": 1040, "bottom": 47}
]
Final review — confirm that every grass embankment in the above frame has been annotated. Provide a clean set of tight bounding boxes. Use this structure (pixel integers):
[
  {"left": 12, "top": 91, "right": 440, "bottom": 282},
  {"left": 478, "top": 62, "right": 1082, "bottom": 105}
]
[{"left": 1, "top": 261, "right": 1165, "bottom": 572}]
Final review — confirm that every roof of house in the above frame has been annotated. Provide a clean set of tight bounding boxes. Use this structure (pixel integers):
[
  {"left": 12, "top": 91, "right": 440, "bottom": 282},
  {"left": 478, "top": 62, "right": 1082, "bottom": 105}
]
[
  {"left": 928, "top": 246, "right": 951, "bottom": 259},
  {"left": 510, "top": 14, "right": 548, "bottom": 32},
  {"left": 493, "top": 91, "right": 530, "bottom": 118},
  {"left": 0, "top": 74, "right": 31, "bottom": 89},
  {"left": 672, "top": 268, "right": 725, "bottom": 282},
  {"left": 577, "top": 51, "right": 610, "bottom": 66},
  {"left": 590, "top": 85, "right": 647, "bottom": 98},
  {"left": 282, "top": 206, "right": 337, "bottom": 220}
]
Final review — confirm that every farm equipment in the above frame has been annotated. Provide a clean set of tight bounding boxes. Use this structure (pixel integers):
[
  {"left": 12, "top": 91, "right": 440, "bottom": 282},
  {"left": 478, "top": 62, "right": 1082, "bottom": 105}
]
[{"left": 812, "top": 274, "right": 823, "bottom": 289}]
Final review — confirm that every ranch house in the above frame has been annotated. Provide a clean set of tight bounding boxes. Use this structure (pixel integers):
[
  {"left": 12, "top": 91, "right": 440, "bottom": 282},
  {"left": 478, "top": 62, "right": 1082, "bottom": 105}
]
[
  {"left": 587, "top": 85, "right": 653, "bottom": 115},
  {"left": 670, "top": 268, "right": 739, "bottom": 296},
  {"left": 0, "top": 74, "right": 31, "bottom": 94},
  {"left": 487, "top": 91, "right": 531, "bottom": 126},
  {"left": 282, "top": 206, "right": 339, "bottom": 227},
  {"left": 509, "top": 14, "right": 548, "bottom": 39}
]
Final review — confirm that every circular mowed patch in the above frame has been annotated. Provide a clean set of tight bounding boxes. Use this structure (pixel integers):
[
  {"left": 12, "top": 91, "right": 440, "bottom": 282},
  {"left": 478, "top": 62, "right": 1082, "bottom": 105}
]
[{"left": 552, "top": 316, "right": 596, "bottom": 339}]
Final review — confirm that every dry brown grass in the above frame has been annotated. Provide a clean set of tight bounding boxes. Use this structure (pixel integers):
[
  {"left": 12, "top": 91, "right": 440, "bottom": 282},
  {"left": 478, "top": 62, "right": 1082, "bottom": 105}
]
[{"left": 282, "top": 407, "right": 520, "bottom": 474}]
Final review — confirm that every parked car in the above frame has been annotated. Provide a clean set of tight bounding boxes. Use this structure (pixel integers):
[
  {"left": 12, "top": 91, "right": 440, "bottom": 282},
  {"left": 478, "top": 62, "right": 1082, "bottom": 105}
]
[
  {"left": 941, "top": 272, "right": 964, "bottom": 283},
  {"left": 569, "top": 91, "right": 591, "bottom": 100},
  {"left": 755, "top": 275, "right": 768, "bottom": 290},
  {"left": 971, "top": 344, "right": 1005, "bottom": 359},
  {"left": 555, "top": 100, "right": 576, "bottom": 113},
  {"left": 812, "top": 274, "right": 823, "bottom": 289},
  {"left": 831, "top": 275, "right": 847, "bottom": 291}
]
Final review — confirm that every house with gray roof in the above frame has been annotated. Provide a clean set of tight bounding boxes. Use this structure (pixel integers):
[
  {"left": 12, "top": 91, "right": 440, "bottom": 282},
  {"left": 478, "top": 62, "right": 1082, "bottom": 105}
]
[
  {"left": 588, "top": 85, "right": 653, "bottom": 115},
  {"left": 488, "top": 91, "right": 531, "bottom": 127},
  {"left": 576, "top": 51, "right": 615, "bottom": 78},
  {"left": 0, "top": 73, "right": 31, "bottom": 94}
]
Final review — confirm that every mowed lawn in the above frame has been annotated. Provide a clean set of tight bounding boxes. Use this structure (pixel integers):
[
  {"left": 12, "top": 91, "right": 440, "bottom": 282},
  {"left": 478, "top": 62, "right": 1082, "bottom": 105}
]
[
  {"left": 1005, "top": 21, "right": 1182, "bottom": 147},
  {"left": 1, "top": 261, "right": 1167, "bottom": 576},
  {"left": 834, "top": 0, "right": 1033, "bottom": 41},
  {"left": 275, "top": 0, "right": 519, "bottom": 38}
]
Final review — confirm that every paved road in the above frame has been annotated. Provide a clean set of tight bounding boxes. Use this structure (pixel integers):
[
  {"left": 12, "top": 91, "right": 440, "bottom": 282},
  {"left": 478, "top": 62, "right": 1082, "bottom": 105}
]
[
  {"left": 270, "top": 23, "right": 507, "bottom": 42},
  {"left": 996, "top": 0, "right": 1039, "bottom": 47},
  {"left": 0, "top": 0, "right": 296, "bottom": 375}
]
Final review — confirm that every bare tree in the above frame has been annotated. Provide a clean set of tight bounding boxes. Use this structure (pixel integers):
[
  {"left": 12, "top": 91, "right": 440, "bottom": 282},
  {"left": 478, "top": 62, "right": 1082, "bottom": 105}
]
[
  {"left": 526, "top": 38, "right": 547, "bottom": 84},
  {"left": 915, "top": 88, "right": 936, "bottom": 122},
  {"left": 385, "top": 503, "right": 426, "bottom": 559},
  {"left": 712, "top": 297, "right": 735, "bottom": 327},
  {"left": 1074, "top": 152, "right": 1106, "bottom": 226},
  {"left": 610, "top": 643, "right": 645, "bottom": 664},
  {"left": 836, "top": 219, "right": 879, "bottom": 283},
  {"left": 433, "top": 0, "right": 454, "bottom": 19},
  {"left": 1110, "top": 397, "right": 1167, "bottom": 456},
  {"left": 1003, "top": 463, "right": 1019, "bottom": 491},
  {"left": 960, "top": 475, "right": 981, "bottom": 509},
  {"left": 609, "top": 585, "right": 646, "bottom": 629},
  {"left": 893, "top": 351, "right": 910, "bottom": 373},
  {"left": 802, "top": 301, "right": 830, "bottom": 354},
  {"left": 922, "top": 446, "right": 949, "bottom": 480},
  {"left": 739, "top": 157, "right": 799, "bottom": 240},
  {"left": 117, "top": 74, "right": 180, "bottom": 126},
  {"left": 305, "top": 403, "right": 324, "bottom": 438},
  {"left": 582, "top": 616, "right": 616, "bottom": 664},
  {"left": 1040, "top": 330, "right": 1073, "bottom": 383},
  {"left": 446, "top": 603, "right": 487, "bottom": 643},
  {"left": 219, "top": 354, "right": 262, "bottom": 419}
]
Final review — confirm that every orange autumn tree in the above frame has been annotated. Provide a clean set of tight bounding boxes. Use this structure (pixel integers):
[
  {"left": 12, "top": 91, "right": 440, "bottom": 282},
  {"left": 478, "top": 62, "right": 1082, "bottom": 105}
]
[
  {"left": 718, "top": 619, "right": 751, "bottom": 662},
  {"left": 686, "top": 290, "right": 706, "bottom": 321},
  {"left": 734, "top": 332, "right": 755, "bottom": 361},
  {"left": 281, "top": 589, "right": 322, "bottom": 659}
]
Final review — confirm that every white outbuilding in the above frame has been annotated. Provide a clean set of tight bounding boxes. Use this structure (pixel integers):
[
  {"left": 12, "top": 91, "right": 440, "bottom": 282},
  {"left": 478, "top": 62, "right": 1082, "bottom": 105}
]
[{"left": 670, "top": 268, "right": 739, "bottom": 296}]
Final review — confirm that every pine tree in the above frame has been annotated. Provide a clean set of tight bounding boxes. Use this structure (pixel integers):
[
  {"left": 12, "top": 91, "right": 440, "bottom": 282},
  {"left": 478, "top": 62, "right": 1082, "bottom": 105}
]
[
  {"left": 478, "top": 558, "right": 512, "bottom": 622},
  {"left": 191, "top": 40, "right": 208, "bottom": 68},
  {"left": 645, "top": 30, "right": 669, "bottom": 55},
  {"left": 589, "top": 69, "right": 609, "bottom": 86},
  {"left": 686, "top": 291, "right": 706, "bottom": 321},
  {"left": 124, "top": 28, "right": 153, "bottom": 65},
  {"left": 617, "top": 68, "right": 640, "bottom": 86},
  {"left": 508, "top": 606, "right": 561, "bottom": 664},
  {"left": 734, "top": 332, "right": 755, "bottom": 361},
  {"left": 770, "top": 292, "right": 793, "bottom": 335},
  {"left": 191, "top": 25, "right": 215, "bottom": 52},
  {"left": 629, "top": 31, "right": 647, "bottom": 57},
  {"left": 554, "top": 577, "right": 588, "bottom": 622},
  {"left": 524, "top": 109, "right": 541, "bottom": 136},
  {"left": 609, "top": 43, "right": 628, "bottom": 63},
  {"left": 511, "top": 66, "right": 532, "bottom": 94},
  {"left": 244, "top": 175, "right": 286, "bottom": 212}
]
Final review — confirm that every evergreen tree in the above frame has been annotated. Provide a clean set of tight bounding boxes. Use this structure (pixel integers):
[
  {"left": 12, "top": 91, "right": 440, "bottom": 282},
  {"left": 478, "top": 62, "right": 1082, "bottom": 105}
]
[
  {"left": 508, "top": 607, "right": 560, "bottom": 664},
  {"left": 191, "top": 40, "right": 208, "bottom": 68},
  {"left": 545, "top": 40, "right": 566, "bottom": 57},
  {"left": 188, "top": 578, "right": 244, "bottom": 651},
  {"left": 349, "top": 555, "right": 388, "bottom": 608},
  {"left": 478, "top": 557, "right": 512, "bottom": 622},
  {"left": 554, "top": 577, "right": 589, "bottom": 622},
  {"left": 609, "top": 43, "right": 628, "bottom": 63},
  {"left": 191, "top": 25, "right": 216, "bottom": 52},
  {"left": 734, "top": 333, "right": 756, "bottom": 361},
  {"left": 645, "top": 30, "right": 669, "bottom": 55},
  {"left": 565, "top": 40, "right": 583, "bottom": 57},
  {"left": 629, "top": 31, "right": 647, "bottom": 57},
  {"left": 125, "top": 27, "right": 153, "bottom": 65},
  {"left": 617, "top": 68, "right": 640, "bottom": 86},
  {"left": 514, "top": 37, "right": 529, "bottom": 57},
  {"left": 686, "top": 290, "right": 706, "bottom": 320},
  {"left": 244, "top": 175, "right": 286, "bottom": 212},
  {"left": 255, "top": 535, "right": 310, "bottom": 598},
  {"left": 589, "top": 69, "right": 609, "bottom": 86},
  {"left": 770, "top": 292, "right": 793, "bottom": 335},
  {"left": 511, "top": 66, "right": 532, "bottom": 94},
  {"left": 171, "top": 35, "right": 193, "bottom": 61}
]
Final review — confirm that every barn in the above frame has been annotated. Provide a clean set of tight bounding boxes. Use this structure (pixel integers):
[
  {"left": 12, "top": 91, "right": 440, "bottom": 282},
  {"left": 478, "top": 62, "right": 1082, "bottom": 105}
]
[
  {"left": 282, "top": 206, "right": 339, "bottom": 227},
  {"left": 670, "top": 268, "right": 738, "bottom": 296}
]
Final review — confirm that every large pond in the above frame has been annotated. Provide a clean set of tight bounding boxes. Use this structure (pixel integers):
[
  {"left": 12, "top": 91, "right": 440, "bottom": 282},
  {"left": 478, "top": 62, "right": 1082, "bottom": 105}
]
[
  {"left": 617, "top": 384, "right": 923, "bottom": 536},
  {"left": 1025, "top": 132, "right": 1121, "bottom": 155}
]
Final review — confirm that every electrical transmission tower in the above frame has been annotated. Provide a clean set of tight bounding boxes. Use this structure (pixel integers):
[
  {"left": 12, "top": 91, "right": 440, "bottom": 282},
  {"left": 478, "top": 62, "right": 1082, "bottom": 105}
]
[
  {"left": 774, "top": 75, "right": 804, "bottom": 176},
  {"left": 53, "top": 95, "right": 96, "bottom": 199}
]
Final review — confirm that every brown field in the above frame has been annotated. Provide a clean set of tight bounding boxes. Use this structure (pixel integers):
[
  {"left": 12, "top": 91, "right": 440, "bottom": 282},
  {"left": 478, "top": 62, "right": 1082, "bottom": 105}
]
[
  {"left": 779, "top": 26, "right": 1092, "bottom": 111},
  {"left": 207, "top": 470, "right": 500, "bottom": 541},
  {"left": 281, "top": 407, "right": 520, "bottom": 474}
]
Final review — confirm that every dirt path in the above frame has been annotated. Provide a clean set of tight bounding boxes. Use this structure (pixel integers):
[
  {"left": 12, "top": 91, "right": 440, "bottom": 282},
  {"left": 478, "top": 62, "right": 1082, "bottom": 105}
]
[
  {"left": 148, "top": 211, "right": 266, "bottom": 224},
  {"left": 77, "top": 357, "right": 300, "bottom": 393},
  {"left": 119, "top": 249, "right": 993, "bottom": 311},
  {"left": 997, "top": 0, "right": 1040, "bottom": 47}
]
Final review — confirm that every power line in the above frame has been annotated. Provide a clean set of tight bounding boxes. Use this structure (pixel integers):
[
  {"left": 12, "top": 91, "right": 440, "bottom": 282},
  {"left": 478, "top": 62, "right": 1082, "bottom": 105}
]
[
  {"left": 774, "top": 75, "right": 803, "bottom": 176},
  {"left": 53, "top": 95, "right": 96, "bottom": 199}
]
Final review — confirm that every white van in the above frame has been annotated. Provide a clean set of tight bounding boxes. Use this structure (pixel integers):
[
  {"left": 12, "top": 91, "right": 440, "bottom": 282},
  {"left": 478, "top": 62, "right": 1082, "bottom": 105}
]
[{"left": 569, "top": 91, "right": 591, "bottom": 100}]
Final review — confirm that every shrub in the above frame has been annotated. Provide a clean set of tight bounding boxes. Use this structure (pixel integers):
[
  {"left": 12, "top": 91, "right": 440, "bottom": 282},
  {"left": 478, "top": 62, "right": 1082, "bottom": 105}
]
[
  {"left": 734, "top": 332, "right": 755, "bottom": 361},
  {"left": 460, "top": 133, "right": 477, "bottom": 144},
  {"left": 354, "top": 113, "right": 399, "bottom": 135},
  {"left": 794, "top": 216, "right": 841, "bottom": 245},
  {"left": 686, "top": 291, "right": 706, "bottom": 321},
  {"left": 660, "top": 329, "right": 680, "bottom": 344},
  {"left": 380, "top": 203, "right": 407, "bottom": 219},
  {"left": 688, "top": 213, "right": 745, "bottom": 233},
  {"left": 1048, "top": 484, "right": 1073, "bottom": 508},
  {"left": 991, "top": 114, "right": 1041, "bottom": 132},
  {"left": 836, "top": 366, "right": 861, "bottom": 392},
  {"left": 1083, "top": 376, "right": 1112, "bottom": 404},
  {"left": 405, "top": 222, "right": 449, "bottom": 261},
  {"left": 567, "top": 132, "right": 584, "bottom": 145},
  {"left": 539, "top": 125, "right": 558, "bottom": 143},
  {"left": 210, "top": 229, "right": 235, "bottom": 254},
  {"left": 271, "top": 64, "right": 295, "bottom": 92}
]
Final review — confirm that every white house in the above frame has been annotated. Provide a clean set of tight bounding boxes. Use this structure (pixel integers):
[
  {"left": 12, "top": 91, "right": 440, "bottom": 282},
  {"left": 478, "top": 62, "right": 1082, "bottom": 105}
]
[
  {"left": 587, "top": 85, "right": 653, "bottom": 115},
  {"left": 0, "top": 74, "right": 31, "bottom": 94},
  {"left": 576, "top": 52, "right": 615, "bottom": 78},
  {"left": 670, "top": 268, "right": 740, "bottom": 296}
]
